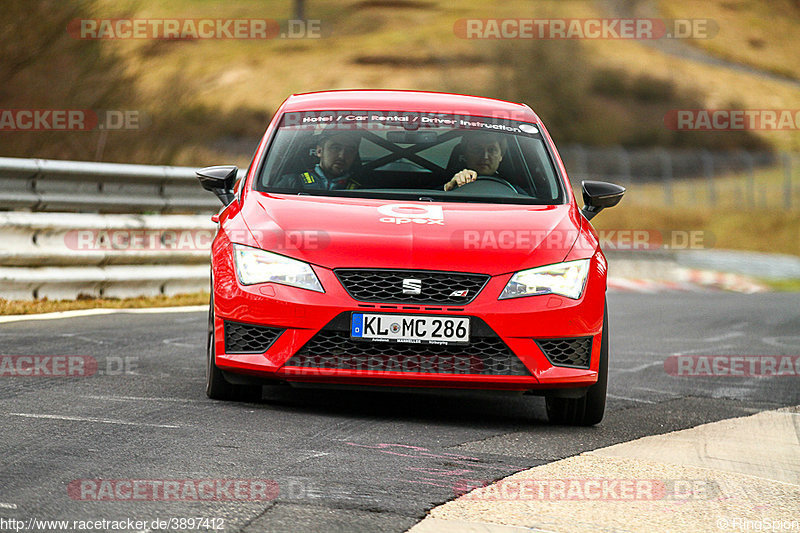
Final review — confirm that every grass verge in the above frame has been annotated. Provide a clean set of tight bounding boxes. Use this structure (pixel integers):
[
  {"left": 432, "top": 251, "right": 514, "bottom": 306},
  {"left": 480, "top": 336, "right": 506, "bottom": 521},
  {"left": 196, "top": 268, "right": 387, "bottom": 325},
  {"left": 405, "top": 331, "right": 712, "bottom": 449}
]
[
  {"left": 758, "top": 278, "right": 800, "bottom": 292},
  {"left": 591, "top": 205, "right": 800, "bottom": 257},
  {"left": 0, "top": 292, "right": 209, "bottom": 316}
]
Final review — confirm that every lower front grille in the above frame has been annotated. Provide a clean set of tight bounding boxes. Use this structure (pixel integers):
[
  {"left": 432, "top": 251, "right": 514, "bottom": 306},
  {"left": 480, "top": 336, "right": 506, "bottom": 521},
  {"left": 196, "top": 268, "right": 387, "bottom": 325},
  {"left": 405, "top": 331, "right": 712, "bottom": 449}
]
[
  {"left": 224, "top": 321, "right": 284, "bottom": 354},
  {"left": 536, "top": 337, "right": 593, "bottom": 368},
  {"left": 284, "top": 314, "right": 530, "bottom": 376}
]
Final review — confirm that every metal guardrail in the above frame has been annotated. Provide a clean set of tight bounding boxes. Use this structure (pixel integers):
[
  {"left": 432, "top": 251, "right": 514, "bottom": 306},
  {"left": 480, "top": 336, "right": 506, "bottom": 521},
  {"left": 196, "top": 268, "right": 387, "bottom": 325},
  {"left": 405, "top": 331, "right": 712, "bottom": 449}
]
[
  {"left": 0, "top": 157, "right": 232, "bottom": 299},
  {"left": 0, "top": 152, "right": 795, "bottom": 301},
  {"left": 0, "top": 156, "right": 245, "bottom": 214},
  {"left": 0, "top": 212, "right": 215, "bottom": 300}
]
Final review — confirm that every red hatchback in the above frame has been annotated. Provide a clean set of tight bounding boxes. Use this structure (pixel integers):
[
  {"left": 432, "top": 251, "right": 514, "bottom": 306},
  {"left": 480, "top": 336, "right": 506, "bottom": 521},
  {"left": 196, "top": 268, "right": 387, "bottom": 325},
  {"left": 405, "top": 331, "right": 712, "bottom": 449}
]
[{"left": 197, "top": 90, "right": 624, "bottom": 425}]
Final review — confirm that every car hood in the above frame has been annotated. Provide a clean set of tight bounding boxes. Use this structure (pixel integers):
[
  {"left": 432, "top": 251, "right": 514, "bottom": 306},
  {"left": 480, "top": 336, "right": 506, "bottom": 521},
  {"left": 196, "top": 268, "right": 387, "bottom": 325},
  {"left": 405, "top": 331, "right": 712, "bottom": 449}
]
[{"left": 241, "top": 193, "right": 582, "bottom": 276}]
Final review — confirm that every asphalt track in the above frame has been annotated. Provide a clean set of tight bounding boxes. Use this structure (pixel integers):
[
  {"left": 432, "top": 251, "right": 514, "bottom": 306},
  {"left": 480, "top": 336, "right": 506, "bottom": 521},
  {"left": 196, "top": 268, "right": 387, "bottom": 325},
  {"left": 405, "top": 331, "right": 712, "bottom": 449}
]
[{"left": 0, "top": 292, "right": 798, "bottom": 532}]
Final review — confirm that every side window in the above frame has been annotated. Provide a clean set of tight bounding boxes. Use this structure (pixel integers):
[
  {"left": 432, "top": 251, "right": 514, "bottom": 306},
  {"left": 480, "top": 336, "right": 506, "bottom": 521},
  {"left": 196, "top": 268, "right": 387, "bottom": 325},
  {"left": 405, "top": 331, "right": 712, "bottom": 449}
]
[
  {"left": 517, "top": 136, "right": 560, "bottom": 201},
  {"left": 260, "top": 130, "right": 304, "bottom": 188}
]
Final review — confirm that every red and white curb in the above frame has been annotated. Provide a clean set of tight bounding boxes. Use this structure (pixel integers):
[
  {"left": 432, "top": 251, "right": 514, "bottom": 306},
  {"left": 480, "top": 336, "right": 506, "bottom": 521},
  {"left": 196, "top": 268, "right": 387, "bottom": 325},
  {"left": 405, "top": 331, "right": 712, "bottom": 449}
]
[
  {"left": 608, "top": 269, "right": 767, "bottom": 294},
  {"left": 608, "top": 277, "right": 699, "bottom": 293},
  {"left": 676, "top": 268, "right": 767, "bottom": 293}
]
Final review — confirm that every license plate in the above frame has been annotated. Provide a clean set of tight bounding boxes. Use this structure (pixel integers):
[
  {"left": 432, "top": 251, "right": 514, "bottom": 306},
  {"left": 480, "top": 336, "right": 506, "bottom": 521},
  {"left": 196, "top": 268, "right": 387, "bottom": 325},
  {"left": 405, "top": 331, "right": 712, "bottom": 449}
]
[{"left": 351, "top": 313, "right": 470, "bottom": 345}]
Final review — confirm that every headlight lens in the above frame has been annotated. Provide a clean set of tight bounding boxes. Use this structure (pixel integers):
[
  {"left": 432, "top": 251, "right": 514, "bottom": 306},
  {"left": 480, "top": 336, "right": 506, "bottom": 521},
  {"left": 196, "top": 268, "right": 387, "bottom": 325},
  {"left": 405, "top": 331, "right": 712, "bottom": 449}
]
[
  {"left": 499, "top": 259, "right": 591, "bottom": 300},
  {"left": 232, "top": 244, "right": 323, "bottom": 292}
]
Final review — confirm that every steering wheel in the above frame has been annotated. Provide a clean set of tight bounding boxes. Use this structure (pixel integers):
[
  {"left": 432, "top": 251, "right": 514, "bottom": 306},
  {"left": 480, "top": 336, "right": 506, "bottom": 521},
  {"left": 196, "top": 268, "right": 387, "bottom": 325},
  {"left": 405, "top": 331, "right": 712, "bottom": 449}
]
[{"left": 455, "top": 175, "right": 521, "bottom": 194}]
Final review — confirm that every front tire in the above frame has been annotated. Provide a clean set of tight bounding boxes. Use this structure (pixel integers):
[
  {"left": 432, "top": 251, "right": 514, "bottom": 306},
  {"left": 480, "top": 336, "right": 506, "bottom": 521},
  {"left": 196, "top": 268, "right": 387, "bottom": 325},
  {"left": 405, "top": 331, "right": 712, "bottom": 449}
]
[
  {"left": 545, "top": 303, "right": 608, "bottom": 426},
  {"left": 206, "top": 296, "right": 261, "bottom": 401}
]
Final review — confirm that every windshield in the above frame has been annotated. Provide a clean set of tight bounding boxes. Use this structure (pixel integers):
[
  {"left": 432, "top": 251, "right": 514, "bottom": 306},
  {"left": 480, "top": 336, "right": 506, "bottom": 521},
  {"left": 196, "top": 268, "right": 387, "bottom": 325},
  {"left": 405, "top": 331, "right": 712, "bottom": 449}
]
[{"left": 255, "top": 111, "right": 565, "bottom": 204}]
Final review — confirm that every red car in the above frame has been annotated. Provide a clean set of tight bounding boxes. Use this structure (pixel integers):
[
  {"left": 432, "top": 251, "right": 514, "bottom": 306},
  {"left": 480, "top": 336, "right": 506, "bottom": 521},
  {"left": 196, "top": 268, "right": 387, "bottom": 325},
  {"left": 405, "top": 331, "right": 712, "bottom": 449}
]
[{"left": 197, "top": 90, "right": 624, "bottom": 425}]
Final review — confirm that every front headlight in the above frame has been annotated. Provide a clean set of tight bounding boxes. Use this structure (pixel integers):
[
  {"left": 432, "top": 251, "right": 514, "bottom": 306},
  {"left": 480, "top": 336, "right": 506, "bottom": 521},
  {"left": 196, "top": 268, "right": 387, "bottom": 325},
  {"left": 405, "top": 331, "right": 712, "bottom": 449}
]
[
  {"left": 232, "top": 244, "right": 324, "bottom": 292},
  {"left": 499, "top": 259, "right": 591, "bottom": 300}
]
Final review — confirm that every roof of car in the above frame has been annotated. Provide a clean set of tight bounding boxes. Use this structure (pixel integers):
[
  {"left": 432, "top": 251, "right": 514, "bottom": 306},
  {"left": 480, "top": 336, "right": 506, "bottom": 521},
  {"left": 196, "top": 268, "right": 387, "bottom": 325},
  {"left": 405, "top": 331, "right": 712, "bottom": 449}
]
[{"left": 282, "top": 90, "right": 540, "bottom": 122}]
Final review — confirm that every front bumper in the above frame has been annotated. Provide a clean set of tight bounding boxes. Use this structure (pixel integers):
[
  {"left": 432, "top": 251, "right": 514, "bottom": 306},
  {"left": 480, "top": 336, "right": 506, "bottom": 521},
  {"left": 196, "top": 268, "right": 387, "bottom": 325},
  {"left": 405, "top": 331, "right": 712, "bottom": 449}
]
[{"left": 212, "top": 246, "right": 607, "bottom": 393}]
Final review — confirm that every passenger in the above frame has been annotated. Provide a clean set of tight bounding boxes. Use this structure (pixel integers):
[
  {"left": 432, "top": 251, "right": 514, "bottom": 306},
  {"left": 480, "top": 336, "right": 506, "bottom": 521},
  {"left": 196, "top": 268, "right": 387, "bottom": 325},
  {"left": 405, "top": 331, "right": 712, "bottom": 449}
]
[{"left": 275, "top": 131, "right": 362, "bottom": 190}]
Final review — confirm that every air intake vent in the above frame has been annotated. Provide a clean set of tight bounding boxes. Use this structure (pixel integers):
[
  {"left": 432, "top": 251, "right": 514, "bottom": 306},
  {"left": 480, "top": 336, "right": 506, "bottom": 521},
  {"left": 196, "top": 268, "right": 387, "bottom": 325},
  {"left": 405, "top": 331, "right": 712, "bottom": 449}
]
[
  {"left": 536, "top": 337, "right": 593, "bottom": 368},
  {"left": 224, "top": 321, "right": 283, "bottom": 354}
]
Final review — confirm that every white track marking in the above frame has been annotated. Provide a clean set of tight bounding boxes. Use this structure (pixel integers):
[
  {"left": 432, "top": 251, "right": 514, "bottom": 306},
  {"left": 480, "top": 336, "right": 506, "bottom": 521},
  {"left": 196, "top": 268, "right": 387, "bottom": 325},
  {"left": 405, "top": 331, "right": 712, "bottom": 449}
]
[
  {"left": 6, "top": 413, "right": 180, "bottom": 428},
  {"left": 162, "top": 337, "right": 202, "bottom": 348},
  {"left": 610, "top": 361, "right": 662, "bottom": 374},
  {"left": 0, "top": 305, "right": 206, "bottom": 324},
  {"left": 631, "top": 385, "right": 681, "bottom": 396},
  {"left": 762, "top": 336, "right": 800, "bottom": 349},
  {"left": 700, "top": 331, "right": 745, "bottom": 343},
  {"left": 607, "top": 394, "right": 656, "bottom": 404},
  {"left": 671, "top": 345, "right": 736, "bottom": 356},
  {"left": 81, "top": 394, "right": 205, "bottom": 403},
  {"left": 58, "top": 332, "right": 106, "bottom": 345}
]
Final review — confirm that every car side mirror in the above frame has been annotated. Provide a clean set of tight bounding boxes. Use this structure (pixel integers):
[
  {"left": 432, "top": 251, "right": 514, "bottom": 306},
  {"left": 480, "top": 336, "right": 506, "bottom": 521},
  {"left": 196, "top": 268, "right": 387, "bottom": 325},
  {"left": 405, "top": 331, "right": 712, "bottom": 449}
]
[
  {"left": 197, "top": 165, "right": 238, "bottom": 205},
  {"left": 580, "top": 180, "right": 625, "bottom": 221}
]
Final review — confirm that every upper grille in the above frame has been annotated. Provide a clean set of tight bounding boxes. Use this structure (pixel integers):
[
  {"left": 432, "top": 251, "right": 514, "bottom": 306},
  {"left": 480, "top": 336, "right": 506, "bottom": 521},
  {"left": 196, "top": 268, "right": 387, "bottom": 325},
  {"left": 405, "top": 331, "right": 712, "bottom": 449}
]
[
  {"left": 334, "top": 269, "right": 490, "bottom": 305},
  {"left": 224, "top": 321, "right": 284, "bottom": 354},
  {"left": 284, "top": 314, "right": 529, "bottom": 376},
  {"left": 536, "top": 337, "right": 593, "bottom": 368}
]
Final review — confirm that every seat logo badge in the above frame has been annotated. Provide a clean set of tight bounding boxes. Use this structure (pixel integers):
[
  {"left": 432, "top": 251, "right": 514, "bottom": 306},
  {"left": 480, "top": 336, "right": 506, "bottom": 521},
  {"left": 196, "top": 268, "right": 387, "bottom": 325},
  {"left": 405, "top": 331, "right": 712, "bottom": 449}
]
[
  {"left": 449, "top": 289, "right": 469, "bottom": 298},
  {"left": 402, "top": 278, "right": 422, "bottom": 295}
]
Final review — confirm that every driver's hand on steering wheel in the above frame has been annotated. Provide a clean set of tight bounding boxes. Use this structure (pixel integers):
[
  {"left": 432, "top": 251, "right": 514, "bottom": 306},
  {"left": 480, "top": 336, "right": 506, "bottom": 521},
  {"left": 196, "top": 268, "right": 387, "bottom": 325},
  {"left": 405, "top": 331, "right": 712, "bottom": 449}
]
[{"left": 444, "top": 169, "right": 477, "bottom": 191}]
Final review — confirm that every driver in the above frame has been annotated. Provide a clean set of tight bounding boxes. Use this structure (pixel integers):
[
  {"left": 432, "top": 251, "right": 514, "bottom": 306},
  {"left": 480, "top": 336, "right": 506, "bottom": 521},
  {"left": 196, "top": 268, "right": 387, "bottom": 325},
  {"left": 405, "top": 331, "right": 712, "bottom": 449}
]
[
  {"left": 274, "top": 131, "right": 362, "bottom": 190},
  {"left": 443, "top": 132, "right": 508, "bottom": 191}
]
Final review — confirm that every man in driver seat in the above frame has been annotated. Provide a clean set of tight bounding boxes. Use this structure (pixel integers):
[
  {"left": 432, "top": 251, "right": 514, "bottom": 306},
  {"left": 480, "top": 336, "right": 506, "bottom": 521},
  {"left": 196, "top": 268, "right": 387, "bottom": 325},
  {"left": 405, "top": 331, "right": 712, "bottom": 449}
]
[
  {"left": 444, "top": 132, "right": 509, "bottom": 191},
  {"left": 275, "top": 131, "right": 362, "bottom": 190}
]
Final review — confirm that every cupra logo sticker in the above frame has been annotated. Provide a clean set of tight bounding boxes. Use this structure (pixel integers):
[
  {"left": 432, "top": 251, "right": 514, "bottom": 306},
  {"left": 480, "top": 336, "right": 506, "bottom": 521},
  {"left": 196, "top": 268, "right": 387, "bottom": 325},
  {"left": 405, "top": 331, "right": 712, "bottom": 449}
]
[{"left": 377, "top": 204, "right": 445, "bottom": 225}]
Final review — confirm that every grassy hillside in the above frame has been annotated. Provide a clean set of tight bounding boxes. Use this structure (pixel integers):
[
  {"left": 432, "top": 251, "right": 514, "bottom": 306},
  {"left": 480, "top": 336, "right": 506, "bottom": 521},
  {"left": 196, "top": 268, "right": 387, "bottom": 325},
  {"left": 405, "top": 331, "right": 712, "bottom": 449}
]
[
  {"left": 106, "top": 0, "right": 800, "bottom": 161},
  {"left": 660, "top": 0, "right": 800, "bottom": 80},
  {"left": 0, "top": 0, "right": 776, "bottom": 167}
]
